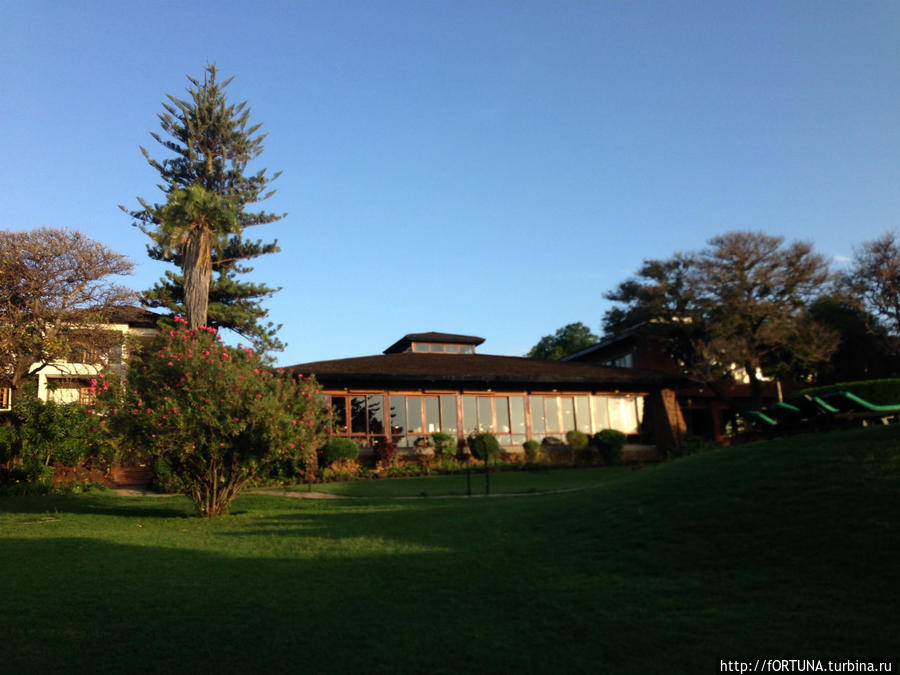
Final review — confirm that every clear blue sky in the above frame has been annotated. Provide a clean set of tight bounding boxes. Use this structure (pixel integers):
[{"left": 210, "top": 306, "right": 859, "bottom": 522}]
[{"left": 2, "top": 1, "right": 898, "bottom": 365}]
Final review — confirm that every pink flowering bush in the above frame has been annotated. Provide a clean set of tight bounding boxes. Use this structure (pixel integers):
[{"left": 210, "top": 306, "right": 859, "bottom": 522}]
[{"left": 94, "top": 317, "right": 331, "bottom": 516}]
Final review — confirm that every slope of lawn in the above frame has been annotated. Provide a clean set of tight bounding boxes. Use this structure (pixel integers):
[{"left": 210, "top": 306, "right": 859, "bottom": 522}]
[
  {"left": 282, "top": 464, "right": 636, "bottom": 498},
  {"left": 0, "top": 425, "right": 897, "bottom": 674}
]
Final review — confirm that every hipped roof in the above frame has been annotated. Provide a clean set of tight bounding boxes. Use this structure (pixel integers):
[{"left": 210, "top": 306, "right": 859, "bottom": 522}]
[{"left": 288, "top": 352, "right": 672, "bottom": 391}]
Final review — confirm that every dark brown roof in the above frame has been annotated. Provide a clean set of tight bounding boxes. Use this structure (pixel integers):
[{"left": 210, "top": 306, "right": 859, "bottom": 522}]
[
  {"left": 383, "top": 332, "right": 485, "bottom": 354},
  {"left": 288, "top": 352, "right": 672, "bottom": 391},
  {"left": 107, "top": 306, "right": 163, "bottom": 329}
]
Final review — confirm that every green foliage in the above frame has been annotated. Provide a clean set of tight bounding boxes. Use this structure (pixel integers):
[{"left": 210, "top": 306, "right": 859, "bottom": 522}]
[
  {"left": 431, "top": 432, "right": 457, "bottom": 458},
  {"left": 9, "top": 460, "right": 54, "bottom": 486},
  {"left": 527, "top": 322, "right": 598, "bottom": 360},
  {"left": 94, "top": 317, "right": 331, "bottom": 516},
  {"left": 604, "top": 232, "right": 838, "bottom": 401},
  {"left": 669, "top": 434, "right": 716, "bottom": 459},
  {"left": 1, "top": 393, "right": 98, "bottom": 470},
  {"left": 126, "top": 64, "right": 285, "bottom": 352},
  {"left": 798, "top": 378, "right": 900, "bottom": 406},
  {"left": 593, "top": 429, "right": 627, "bottom": 465},
  {"left": 522, "top": 439, "right": 540, "bottom": 462},
  {"left": 469, "top": 433, "right": 501, "bottom": 462},
  {"left": 565, "top": 429, "right": 589, "bottom": 451},
  {"left": 374, "top": 437, "right": 398, "bottom": 467},
  {"left": 321, "top": 437, "right": 360, "bottom": 464}
]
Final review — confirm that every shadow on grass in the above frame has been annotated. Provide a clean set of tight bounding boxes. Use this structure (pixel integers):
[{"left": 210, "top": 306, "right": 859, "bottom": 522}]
[{"left": 0, "top": 492, "right": 194, "bottom": 519}]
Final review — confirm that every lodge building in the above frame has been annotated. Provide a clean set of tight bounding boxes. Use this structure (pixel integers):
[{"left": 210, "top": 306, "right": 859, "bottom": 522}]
[{"left": 288, "top": 332, "right": 683, "bottom": 454}]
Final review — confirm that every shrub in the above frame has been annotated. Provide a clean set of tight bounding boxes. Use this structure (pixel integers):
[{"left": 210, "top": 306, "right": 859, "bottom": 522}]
[
  {"left": 594, "top": 429, "right": 627, "bottom": 465},
  {"left": 565, "top": 430, "right": 589, "bottom": 451},
  {"left": 431, "top": 432, "right": 457, "bottom": 458},
  {"left": 94, "top": 317, "right": 332, "bottom": 517},
  {"left": 669, "top": 434, "right": 716, "bottom": 459},
  {"left": 469, "top": 433, "right": 501, "bottom": 462},
  {"left": 10, "top": 460, "right": 54, "bottom": 485},
  {"left": 2, "top": 392, "right": 97, "bottom": 471},
  {"left": 321, "top": 437, "right": 360, "bottom": 464},
  {"left": 374, "top": 437, "right": 398, "bottom": 467},
  {"left": 522, "top": 439, "right": 540, "bottom": 462},
  {"left": 798, "top": 378, "right": 900, "bottom": 405}
]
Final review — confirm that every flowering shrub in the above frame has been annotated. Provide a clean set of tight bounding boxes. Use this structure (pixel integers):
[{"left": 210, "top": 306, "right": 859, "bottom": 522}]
[{"left": 94, "top": 317, "right": 331, "bottom": 516}]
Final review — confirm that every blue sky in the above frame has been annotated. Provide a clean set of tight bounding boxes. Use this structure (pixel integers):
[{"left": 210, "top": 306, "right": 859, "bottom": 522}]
[{"left": 2, "top": 1, "right": 898, "bottom": 365}]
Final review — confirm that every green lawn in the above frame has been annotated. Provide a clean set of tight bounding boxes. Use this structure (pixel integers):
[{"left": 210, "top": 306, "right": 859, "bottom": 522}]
[
  {"left": 1, "top": 426, "right": 898, "bottom": 674},
  {"left": 279, "top": 464, "right": 636, "bottom": 498}
]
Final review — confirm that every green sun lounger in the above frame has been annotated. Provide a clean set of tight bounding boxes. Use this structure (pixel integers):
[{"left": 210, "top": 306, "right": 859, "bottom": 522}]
[{"left": 822, "top": 391, "right": 900, "bottom": 414}]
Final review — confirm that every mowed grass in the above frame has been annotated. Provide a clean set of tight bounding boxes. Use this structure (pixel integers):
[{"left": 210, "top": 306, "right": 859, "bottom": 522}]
[{"left": 1, "top": 426, "right": 898, "bottom": 674}]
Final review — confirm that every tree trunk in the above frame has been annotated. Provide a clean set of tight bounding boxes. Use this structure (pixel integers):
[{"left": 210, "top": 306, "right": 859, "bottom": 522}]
[{"left": 182, "top": 227, "right": 212, "bottom": 330}]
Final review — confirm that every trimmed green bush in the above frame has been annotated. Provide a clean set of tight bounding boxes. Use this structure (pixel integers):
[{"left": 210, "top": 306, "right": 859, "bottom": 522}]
[
  {"left": 798, "top": 378, "right": 900, "bottom": 405},
  {"left": 431, "top": 432, "right": 457, "bottom": 458},
  {"left": 469, "top": 433, "right": 501, "bottom": 462},
  {"left": 565, "top": 429, "right": 589, "bottom": 451},
  {"left": 594, "top": 429, "right": 627, "bottom": 465},
  {"left": 522, "top": 439, "right": 540, "bottom": 462},
  {"left": 321, "top": 437, "right": 360, "bottom": 464}
]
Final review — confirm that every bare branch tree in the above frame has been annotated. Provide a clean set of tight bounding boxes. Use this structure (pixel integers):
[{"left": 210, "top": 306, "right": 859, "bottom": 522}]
[{"left": 0, "top": 228, "right": 136, "bottom": 394}]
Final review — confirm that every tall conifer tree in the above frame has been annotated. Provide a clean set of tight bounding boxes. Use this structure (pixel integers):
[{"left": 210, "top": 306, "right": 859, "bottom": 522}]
[{"left": 123, "top": 64, "right": 285, "bottom": 351}]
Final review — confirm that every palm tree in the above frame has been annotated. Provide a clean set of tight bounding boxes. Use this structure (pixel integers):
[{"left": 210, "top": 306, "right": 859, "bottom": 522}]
[{"left": 156, "top": 183, "right": 240, "bottom": 329}]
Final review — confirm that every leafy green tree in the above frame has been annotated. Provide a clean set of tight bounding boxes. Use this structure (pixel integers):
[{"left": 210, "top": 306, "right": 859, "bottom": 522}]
[
  {"left": 124, "top": 64, "right": 285, "bottom": 352},
  {"left": 527, "top": 322, "right": 599, "bottom": 360},
  {"left": 94, "top": 318, "right": 331, "bottom": 516},
  {"left": 604, "top": 231, "right": 838, "bottom": 406}
]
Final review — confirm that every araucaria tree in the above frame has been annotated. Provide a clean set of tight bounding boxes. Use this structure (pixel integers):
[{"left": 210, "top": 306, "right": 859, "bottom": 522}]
[
  {"left": 0, "top": 228, "right": 135, "bottom": 396},
  {"left": 95, "top": 318, "right": 331, "bottom": 517},
  {"left": 604, "top": 231, "right": 838, "bottom": 406},
  {"left": 124, "top": 64, "right": 285, "bottom": 351}
]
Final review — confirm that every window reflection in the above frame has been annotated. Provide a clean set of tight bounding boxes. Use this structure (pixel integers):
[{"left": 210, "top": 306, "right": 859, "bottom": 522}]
[
  {"left": 462, "top": 396, "right": 477, "bottom": 434},
  {"left": 390, "top": 395, "right": 406, "bottom": 437},
  {"left": 440, "top": 395, "right": 458, "bottom": 435},
  {"left": 530, "top": 396, "right": 545, "bottom": 434}
]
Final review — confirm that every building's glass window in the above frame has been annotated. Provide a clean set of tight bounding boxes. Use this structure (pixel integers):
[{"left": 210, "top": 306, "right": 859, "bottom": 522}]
[
  {"left": 545, "top": 396, "right": 561, "bottom": 435},
  {"left": 440, "top": 395, "right": 458, "bottom": 435},
  {"left": 509, "top": 396, "right": 526, "bottom": 445},
  {"left": 494, "top": 397, "right": 511, "bottom": 445},
  {"left": 413, "top": 343, "right": 428, "bottom": 353},
  {"left": 407, "top": 396, "right": 423, "bottom": 434},
  {"left": 608, "top": 397, "right": 639, "bottom": 434},
  {"left": 350, "top": 396, "right": 367, "bottom": 433},
  {"left": 561, "top": 397, "right": 575, "bottom": 431},
  {"left": 367, "top": 395, "right": 385, "bottom": 435},
  {"left": 530, "top": 395, "right": 545, "bottom": 437},
  {"left": 445, "top": 345, "right": 459, "bottom": 353},
  {"left": 462, "top": 396, "right": 477, "bottom": 434},
  {"left": 575, "top": 396, "right": 591, "bottom": 433},
  {"left": 331, "top": 396, "right": 347, "bottom": 432},
  {"left": 0, "top": 387, "right": 10, "bottom": 410},
  {"left": 429, "top": 344, "right": 445, "bottom": 353},
  {"left": 390, "top": 395, "right": 406, "bottom": 437},
  {"left": 425, "top": 396, "right": 440, "bottom": 433},
  {"left": 477, "top": 397, "right": 493, "bottom": 432},
  {"left": 591, "top": 395, "right": 609, "bottom": 431},
  {"left": 459, "top": 345, "right": 474, "bottom": 354}
]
